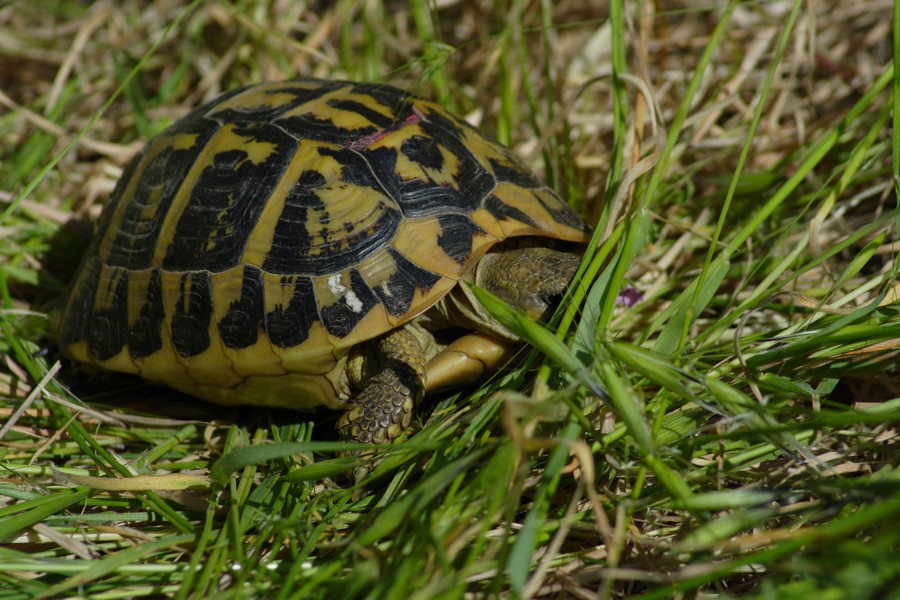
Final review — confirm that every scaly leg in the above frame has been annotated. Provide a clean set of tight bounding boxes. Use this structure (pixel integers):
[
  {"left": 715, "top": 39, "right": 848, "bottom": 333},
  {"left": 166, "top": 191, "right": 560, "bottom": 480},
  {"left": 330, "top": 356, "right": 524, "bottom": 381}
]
[{"left": 336, "top": 326, "right": 426, "bottom": 444}]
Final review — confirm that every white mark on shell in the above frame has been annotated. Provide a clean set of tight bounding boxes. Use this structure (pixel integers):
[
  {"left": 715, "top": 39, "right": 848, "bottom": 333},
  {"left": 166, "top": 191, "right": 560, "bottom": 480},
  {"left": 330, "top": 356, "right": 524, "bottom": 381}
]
[
  {"left": 328, "top": 273, "right": 363, "bottom": 313},
  {"left": 345, "top": 290, "right": 363, "bottom": 313},
  {"left": 328, "top": 274, "right": 345, "bottom": 295}
]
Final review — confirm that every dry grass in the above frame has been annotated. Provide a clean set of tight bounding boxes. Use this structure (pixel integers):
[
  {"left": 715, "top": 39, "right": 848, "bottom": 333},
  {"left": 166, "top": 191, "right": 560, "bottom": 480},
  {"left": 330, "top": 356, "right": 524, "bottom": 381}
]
[{"left": 2, "top": 1, "right": 900, "bottom": 598}]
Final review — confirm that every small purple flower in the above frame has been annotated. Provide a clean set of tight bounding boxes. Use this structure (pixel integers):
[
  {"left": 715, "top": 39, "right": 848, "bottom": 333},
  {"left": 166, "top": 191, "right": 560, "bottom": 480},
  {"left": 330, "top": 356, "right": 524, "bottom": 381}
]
[{"left": 615, "top": 284, "right": 642, "bottom": 307}]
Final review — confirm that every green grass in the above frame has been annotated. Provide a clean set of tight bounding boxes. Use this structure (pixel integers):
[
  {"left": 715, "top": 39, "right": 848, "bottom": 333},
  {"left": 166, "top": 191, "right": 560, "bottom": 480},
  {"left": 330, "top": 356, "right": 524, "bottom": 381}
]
[{"left": 2, "top": 0, "right": 900, "bottom": 598}]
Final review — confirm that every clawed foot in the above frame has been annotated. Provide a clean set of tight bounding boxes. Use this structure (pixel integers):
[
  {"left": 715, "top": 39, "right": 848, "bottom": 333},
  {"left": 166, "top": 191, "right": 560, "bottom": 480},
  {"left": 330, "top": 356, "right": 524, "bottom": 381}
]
[{"left": 336, "top": 327, "right": 426, "bottom": 487}]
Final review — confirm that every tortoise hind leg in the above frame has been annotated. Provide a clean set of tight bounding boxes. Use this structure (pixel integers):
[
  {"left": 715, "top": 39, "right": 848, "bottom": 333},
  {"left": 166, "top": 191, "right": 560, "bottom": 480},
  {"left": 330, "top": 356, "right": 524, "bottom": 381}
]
[
  {"left": 337, "top": 327, "right": 426, "bottom": 444},
  {"left": 425, "top": 332, "right": 516, "bottom": 392}
]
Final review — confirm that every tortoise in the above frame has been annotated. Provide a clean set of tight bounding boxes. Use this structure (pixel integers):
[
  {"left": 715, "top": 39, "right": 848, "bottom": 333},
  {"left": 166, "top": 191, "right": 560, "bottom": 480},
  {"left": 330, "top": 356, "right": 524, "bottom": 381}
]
[{"left": 55, "top": 78, "right": 590, "bottom": 445}]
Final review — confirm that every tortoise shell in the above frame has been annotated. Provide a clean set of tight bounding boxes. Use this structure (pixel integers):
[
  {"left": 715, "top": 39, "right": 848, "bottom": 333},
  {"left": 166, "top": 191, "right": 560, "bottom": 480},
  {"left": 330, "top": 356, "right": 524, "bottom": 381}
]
[{"left": 56, "top": 79, "right": 589, "bottom": 409}]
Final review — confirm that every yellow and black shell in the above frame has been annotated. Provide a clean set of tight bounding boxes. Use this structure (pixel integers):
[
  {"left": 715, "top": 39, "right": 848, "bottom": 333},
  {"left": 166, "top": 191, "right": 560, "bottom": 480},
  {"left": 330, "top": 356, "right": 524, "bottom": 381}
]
[{"left": 56, "top": 79, "right": 589, "bottom": 409}]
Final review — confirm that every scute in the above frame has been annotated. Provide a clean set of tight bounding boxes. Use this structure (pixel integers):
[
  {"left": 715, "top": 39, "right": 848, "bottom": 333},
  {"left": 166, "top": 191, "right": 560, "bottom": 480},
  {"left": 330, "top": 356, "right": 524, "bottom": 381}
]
[
  {"left": 218, "top": 265, "right": 267, "bottom": 350},
  {"left": 170, "top": 270, "right": 214, "bottom": 358},
  {"left": 159, "top": 124, "right": 297, "bottom": 272},
  {"left": 56, "top": 78, "right": 590, "bottom": 409}
]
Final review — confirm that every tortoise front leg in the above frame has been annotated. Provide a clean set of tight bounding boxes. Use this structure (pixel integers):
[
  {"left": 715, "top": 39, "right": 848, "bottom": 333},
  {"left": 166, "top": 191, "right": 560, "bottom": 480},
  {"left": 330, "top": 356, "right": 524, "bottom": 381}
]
[{"left": 337, "top": 327, "right": 426, "bottom": 444}]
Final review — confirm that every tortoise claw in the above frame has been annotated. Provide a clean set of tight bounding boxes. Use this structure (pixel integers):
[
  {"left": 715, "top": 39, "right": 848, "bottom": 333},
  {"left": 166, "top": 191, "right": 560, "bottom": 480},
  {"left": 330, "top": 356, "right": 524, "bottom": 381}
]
[
  {"left": 336, "top": 368, "right": 417, "bottom": 444},
  {"left": 337, "top": 327, "right": 426, "bottom": 445}
]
